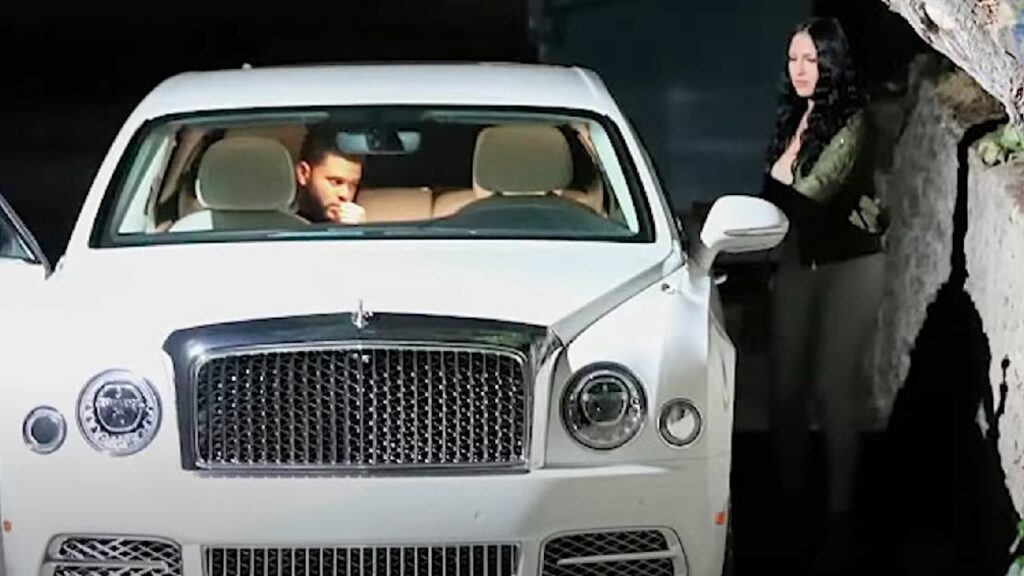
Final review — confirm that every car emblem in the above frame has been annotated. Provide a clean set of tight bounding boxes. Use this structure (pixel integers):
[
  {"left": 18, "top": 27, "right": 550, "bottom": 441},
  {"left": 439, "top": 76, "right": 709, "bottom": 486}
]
[{"left": 352, "top": 299, "right": 374, "bottom": 330}]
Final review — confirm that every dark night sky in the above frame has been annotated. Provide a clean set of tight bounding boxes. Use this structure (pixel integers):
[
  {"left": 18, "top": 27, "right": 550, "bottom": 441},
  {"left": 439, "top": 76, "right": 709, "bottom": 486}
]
[
  {"left": 0, "top": 5, "right": 533, "bottom": 121},
  {"left": 0, "top": 2, "right": 534, "bottom": 260},
  {"left": 0, "top": 1, "right": 922, "bottom": 262}
]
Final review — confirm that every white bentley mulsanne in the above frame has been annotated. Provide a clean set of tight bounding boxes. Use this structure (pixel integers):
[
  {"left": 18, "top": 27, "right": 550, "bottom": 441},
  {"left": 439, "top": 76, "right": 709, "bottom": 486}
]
[{"left": 0, "top": 63, "right": 787, "bottom": 576}]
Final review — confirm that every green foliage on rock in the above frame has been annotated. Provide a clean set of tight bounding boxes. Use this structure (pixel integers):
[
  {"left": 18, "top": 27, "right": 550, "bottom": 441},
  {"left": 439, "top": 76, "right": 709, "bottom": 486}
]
[{"left": 977, "top": 123, "right": 1024, "bottom": 166}]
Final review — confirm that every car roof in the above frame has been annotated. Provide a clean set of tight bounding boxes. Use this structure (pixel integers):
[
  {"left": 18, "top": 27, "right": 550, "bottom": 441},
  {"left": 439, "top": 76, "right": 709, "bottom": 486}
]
[{"left": 132, "top": 62, "right": 622, "bottom": 119}]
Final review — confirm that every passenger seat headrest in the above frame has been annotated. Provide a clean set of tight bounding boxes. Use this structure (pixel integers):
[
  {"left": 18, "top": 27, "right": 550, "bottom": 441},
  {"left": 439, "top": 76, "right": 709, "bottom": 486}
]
[
  {"left": 473, "top": 124, "right": 573, "bottom": 197},
  {"left": 196, "top": 137, "right": 296, "bottom": 211}
]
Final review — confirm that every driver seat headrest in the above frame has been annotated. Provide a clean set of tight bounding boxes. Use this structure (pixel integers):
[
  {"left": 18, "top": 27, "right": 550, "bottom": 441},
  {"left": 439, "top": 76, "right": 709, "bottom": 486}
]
[
  {"left": 472, "top": 124, "right": 573, "bottom": 198},
  {"left": 196, "top": 136, "right": 296, "bottom": 211}
]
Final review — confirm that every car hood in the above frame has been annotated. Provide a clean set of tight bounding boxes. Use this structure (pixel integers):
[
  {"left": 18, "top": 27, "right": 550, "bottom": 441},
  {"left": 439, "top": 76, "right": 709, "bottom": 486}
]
[{"left": 50, "top": 240, "right": 680, "bottom": 342}]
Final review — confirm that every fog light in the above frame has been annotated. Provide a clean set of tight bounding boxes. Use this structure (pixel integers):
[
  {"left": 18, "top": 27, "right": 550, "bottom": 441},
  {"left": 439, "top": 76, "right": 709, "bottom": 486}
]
[
  {"left": 659, "top": 399, "right": 702, "bottom": 447},
  {"left": 23, "top": 406, "right": 67, "bottom": 454}
]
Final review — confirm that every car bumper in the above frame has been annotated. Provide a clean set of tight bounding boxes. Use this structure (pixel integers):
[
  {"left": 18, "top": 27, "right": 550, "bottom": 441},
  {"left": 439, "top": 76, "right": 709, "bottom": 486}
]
[{"left": 0, "top": 456, "right": 729, "bottom": 576}]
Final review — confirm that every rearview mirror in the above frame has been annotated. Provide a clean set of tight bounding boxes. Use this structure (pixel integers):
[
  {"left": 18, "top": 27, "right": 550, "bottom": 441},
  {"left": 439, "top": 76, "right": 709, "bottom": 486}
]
[
  {"left": 336, "top": 127, "right": 421, "bottom": 156},
  {"left": 694, "top": 195, "right": 788, "bottom": 269}
]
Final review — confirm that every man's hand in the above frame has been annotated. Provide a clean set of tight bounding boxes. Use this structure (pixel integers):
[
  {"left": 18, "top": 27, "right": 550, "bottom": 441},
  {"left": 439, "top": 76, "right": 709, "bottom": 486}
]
[{"left": 327, "top": 201, "right": 367, "bottom": 225}]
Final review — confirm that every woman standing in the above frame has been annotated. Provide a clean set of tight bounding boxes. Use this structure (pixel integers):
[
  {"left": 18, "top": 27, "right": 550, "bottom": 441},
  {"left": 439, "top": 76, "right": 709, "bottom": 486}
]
[{"left": 762, "top": 15, "right": 886, "bottom": 565}]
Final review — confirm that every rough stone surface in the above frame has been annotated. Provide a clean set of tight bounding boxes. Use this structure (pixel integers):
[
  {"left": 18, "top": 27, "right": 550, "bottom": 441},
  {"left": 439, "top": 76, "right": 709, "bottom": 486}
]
[
  {"left": 880, "top": 0, "right": 1024, "bottom": 124},
  {"left": 965, "top": 152, "right": 1024, "bottom": 512},
  {"left": 873, "top": 59, "right": 1024, "bottom": 511},
  {"left": 870, "top": 68, "right": 1002, "bottom": 423}
]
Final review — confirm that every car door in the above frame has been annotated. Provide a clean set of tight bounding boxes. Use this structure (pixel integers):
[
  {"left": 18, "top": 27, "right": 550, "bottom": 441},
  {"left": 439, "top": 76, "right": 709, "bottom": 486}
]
[{"left": 0, "top": 192, "right": 50, "bottom": 289}]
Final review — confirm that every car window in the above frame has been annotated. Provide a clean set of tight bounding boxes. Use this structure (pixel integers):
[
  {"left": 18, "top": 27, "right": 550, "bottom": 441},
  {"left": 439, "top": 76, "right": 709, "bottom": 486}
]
[
  {"left": 93, "top": 106, "right": 655, "bottom": 247},
  {"left": 0, "top": 205, "right": 33, "bottom": 262}
]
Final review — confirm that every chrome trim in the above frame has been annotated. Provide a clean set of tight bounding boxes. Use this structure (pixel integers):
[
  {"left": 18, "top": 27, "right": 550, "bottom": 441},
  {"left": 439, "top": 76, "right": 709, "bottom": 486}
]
[
  {"left": 42, "top": 560, "right": 169, "bottom": 570},
  {"left": 203, "top": 540, "right": 521, "bottom": 549},
  {"left": 201, "top": 542, "right": 521, "bottom": 576},
  {"left": 43, "top": 534, "right": 183, "bottom": 576},
  {"left": 46, "top": 534, "right": 183, "bottom": 556},
  {"left": 723, "top": 224, "right": 788, "bottom": 237},
  {"left": 528, "top": 332, "right": 565, "bottom": 469},
  {"left": 352, "top": 299, "right": 374, "bottom": 329},
  {"left": 23, "top": 406, "right": 67, "bottom": 455},
  {"left": 539, "top": 527, "right": 687, "bottom": 576},
  {"left": 556, "top": 550, "right": 679, "bottom": 566},
  {"left": 189, "top": 341, "right": 530, "bottom": 472},
  {"left": 164, "top": 313, "right": 553, "bottom": 475}
]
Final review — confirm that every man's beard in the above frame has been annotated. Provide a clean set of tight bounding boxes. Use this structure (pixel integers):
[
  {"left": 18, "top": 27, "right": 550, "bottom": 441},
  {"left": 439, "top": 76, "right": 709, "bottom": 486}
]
[{"left": 295, "top": 188, "right": 330, "bottom": 223}]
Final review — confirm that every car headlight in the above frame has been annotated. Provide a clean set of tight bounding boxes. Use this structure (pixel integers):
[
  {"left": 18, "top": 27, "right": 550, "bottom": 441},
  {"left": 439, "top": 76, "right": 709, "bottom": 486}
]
[
  {"left": 561, "top": 363, "right": 647, "bottom": 450},
  {"left": 78, "top": 369, "right": 161, "bottom": 456}
]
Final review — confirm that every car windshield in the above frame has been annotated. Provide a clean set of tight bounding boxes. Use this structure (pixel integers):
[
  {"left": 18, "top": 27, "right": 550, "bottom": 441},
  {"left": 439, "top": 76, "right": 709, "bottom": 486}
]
[{"left": 93, "top": 106, "right": 654, "bottom": 246}]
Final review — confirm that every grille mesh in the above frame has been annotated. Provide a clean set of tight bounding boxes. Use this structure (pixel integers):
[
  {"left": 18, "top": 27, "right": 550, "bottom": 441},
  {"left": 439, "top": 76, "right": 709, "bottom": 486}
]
[
  {"left": 204, "top": 545, "right": 519, "bottom": 576},
  {"left": 194, "top": 346, "right": 527, "bottom": 469},
  {"left": 49, "top": 537, "right": 182, "bottom": 576},
  {"left": 543, "top": 558, "right": 675, "bottom": 576},
  {"left": 542, "top": 531, "right": 676, "bottom": 576}
]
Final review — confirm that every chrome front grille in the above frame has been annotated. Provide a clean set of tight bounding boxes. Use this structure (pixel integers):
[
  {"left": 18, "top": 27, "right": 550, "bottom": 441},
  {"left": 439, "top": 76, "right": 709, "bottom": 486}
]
[
  {"left": 204, "top": 545, "right": 519, "bottom": 576},
  {"left": 541, "top": 530, "right": 683, "bottom": 576},
  {"left": 45, "top": 536, "right": 182, "bottom": 576},
  {"left": 192, "top": 345, "right": 528, "bottom": 469}
]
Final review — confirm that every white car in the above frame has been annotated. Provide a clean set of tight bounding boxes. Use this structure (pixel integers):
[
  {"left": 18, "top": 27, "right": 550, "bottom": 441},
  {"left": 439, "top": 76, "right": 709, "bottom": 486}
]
[{"left": 0, "top": 63, "right": 786, "bottom": 576}]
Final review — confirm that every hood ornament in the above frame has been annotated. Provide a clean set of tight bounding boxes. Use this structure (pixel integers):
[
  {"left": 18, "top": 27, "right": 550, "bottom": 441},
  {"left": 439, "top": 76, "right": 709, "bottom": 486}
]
[{"left": 352, "top": 299, "right": 374, "bottom": 330}]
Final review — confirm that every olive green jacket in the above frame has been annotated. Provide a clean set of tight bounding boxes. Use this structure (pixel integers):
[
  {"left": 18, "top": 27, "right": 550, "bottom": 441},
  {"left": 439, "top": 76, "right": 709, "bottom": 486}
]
[
  {"left": 763, "top": 108, "right": 884, "bottom": 266},
  {"left": 792, "top": 110, "right": 884, "bottom": 236},
  {"left": 793, "top": 110, "right": 865, "bottom": 202}
]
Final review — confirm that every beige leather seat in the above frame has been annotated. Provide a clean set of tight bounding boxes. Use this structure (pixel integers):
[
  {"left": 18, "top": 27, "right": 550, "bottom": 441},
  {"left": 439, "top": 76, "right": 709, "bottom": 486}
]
[
  {"left": 168, "top": 137, "right": 307, "bottom": 232},
  {"left": 431, "top": 123, "right": 601, "bottom": 217},
  {"left": 432, "top": 189, "right": 479, "bottom": 218},
  {"left": 472, "top": 123, "right": 573, "bottom": 196},
  {"left": 561, "top": 188, "right": 603, "bottom": 213},
  {"left": 224, "top": 124, "right": 307, "bottom": 163},
  {"left": 358, "top": 187, "right": 434, "bottom": 222}
]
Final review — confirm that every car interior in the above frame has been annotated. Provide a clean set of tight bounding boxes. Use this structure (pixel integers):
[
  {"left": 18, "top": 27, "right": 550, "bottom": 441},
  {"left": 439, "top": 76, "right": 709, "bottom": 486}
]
[{"left": 140, "top": 118, "right": 631, "bottom": 235}]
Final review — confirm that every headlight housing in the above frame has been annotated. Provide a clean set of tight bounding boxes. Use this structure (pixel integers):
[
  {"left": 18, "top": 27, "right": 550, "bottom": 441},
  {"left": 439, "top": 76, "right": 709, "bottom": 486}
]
[
  {"left": 561, "top": 363, "right": 647, "bottom": 450},
  {"left": 78, "top": 369, "right": 161, "bottom": 456}
]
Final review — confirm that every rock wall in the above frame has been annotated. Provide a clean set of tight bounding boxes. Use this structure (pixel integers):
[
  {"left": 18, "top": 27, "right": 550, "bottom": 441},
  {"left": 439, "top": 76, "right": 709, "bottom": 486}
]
[
  {"left": 873, "top": 56, "right": 1022, "bottom": 512},
  {"left": 965, "top": 152, "right": 1024, "bottom": 511},
  {"left": 872, "top": 60, "right": 1004, "bottom": 423}
]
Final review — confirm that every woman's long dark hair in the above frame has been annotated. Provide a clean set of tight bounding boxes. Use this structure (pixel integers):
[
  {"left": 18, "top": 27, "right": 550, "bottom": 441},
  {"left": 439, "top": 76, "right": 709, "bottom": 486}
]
[{"left": 766, "top": 17, "right": 866, "bottom": 173}]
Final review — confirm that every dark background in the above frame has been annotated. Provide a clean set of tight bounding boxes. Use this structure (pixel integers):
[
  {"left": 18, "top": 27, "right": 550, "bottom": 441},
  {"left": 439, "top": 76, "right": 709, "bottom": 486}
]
[
  {"left": 0, "top": 0, "right": 924, "bottom": 264},
  {"left": 9, "top": 4, "right": 1012, "bottom": 575},
  {"left": 0, "top": 1, "right": 535, "bottom": 262}
]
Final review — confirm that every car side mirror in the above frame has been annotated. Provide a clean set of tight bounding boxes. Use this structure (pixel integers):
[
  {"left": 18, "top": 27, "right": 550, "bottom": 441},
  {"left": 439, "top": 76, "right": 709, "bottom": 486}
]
[{"left": 693, "top": 195, "right": 788, "bottom": 270}]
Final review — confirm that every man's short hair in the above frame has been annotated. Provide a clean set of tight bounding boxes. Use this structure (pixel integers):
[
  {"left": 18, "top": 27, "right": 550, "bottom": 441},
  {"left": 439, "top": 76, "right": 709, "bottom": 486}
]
[{"left": 299, "top": 125, "right": 363, "bottom": 165}]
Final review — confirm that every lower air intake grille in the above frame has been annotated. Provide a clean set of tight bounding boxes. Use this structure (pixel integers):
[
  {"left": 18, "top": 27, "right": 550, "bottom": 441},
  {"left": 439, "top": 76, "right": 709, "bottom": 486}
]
[
  {"left": 204, "top": 544, "right": 519, "bottom": 576},
  {"left": 541, "top": 530, "right": 682, "bottom": 576},
  {"left": 46, "top": 536, "right": 182, "bottom": 576}
]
